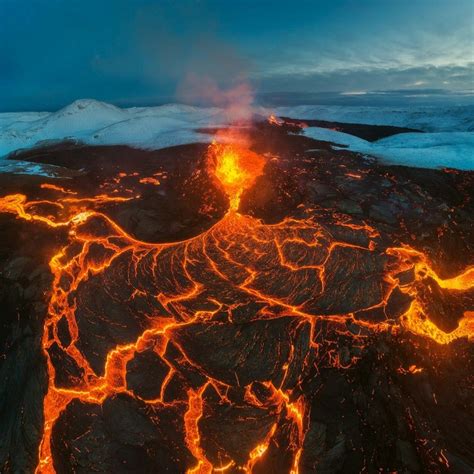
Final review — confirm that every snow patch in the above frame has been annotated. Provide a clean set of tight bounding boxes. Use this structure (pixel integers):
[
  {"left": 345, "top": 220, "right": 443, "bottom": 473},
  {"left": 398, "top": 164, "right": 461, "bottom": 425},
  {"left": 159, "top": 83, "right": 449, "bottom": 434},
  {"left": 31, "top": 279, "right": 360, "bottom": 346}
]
[
  {"left": 303, "top": 128, "right": 474, "bottom": 170},
  {"left": 276, "top": 104, "right": 474, "bottom": 132},
  {"left": 0, "top": 160, "right": 82, "bottom": 178},
  {"left": 303, "top": 127, "right": 370, "bottom": 148}
]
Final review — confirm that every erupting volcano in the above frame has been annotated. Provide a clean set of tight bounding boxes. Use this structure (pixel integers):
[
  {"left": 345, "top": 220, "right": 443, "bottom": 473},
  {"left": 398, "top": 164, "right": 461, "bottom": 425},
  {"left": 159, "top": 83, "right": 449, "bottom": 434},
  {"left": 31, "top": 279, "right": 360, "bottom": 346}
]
[{"left": 0, "top": 117, "right": 473, "bottom": 473}]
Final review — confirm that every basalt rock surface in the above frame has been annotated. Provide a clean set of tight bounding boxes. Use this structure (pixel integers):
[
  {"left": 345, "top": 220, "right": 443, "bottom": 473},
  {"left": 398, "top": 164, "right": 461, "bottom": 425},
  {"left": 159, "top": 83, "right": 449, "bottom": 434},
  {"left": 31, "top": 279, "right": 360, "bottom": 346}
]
[{"left": 0, "top": 119, "right": 473, "bottom": 473}]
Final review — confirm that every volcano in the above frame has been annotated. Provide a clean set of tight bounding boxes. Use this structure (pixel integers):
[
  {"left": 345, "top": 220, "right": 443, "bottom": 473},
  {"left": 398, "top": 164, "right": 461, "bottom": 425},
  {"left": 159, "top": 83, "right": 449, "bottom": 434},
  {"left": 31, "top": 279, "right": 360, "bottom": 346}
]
[{"left": 0, "top": 117, "right": 473, "bottom": 473}]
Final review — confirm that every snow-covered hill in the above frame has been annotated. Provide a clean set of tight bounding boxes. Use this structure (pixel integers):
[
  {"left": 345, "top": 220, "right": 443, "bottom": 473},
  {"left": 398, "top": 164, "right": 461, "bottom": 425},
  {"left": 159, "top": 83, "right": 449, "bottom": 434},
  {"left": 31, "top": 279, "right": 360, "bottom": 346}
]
[
  {"left": 0, "top": 99, "right": 228, "bottom": 158},
  {"left": 304, "top": 128, "right": 474, "bottom": 170},
  {"left": 0, "top": 99, "right": 473, "bottom": 171}
]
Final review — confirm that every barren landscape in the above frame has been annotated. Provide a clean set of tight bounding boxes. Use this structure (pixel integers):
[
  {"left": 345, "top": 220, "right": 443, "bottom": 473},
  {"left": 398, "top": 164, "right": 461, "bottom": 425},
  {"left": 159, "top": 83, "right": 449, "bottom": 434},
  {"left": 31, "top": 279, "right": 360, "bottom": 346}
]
[{"left": 0, "top": 116, "right": 473, "bottom": 473}]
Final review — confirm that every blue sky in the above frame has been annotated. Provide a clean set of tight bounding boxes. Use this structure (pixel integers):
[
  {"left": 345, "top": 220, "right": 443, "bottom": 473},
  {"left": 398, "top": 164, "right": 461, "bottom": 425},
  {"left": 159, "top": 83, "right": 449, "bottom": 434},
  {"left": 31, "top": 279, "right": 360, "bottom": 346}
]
[{"left": 1, "top": 0, "right": 473, "bottom": 111}]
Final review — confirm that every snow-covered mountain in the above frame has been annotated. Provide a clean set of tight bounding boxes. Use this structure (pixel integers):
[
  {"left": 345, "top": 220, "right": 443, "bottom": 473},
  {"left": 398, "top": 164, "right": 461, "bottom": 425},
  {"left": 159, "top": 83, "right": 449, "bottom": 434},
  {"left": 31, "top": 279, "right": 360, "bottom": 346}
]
[
  {"left": 0, "top": 99, "right": 228, "bottom": 158},
  {"left": 0, "top": 99, "right": 473, "bottom": 171}
]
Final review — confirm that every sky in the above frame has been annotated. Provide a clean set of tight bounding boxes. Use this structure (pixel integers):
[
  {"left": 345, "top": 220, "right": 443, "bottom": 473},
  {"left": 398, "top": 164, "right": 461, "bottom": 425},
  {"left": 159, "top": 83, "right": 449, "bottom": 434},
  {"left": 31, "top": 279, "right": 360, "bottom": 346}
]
[{"left": 0, "top": 0, "right": 473, "bottom": 111}]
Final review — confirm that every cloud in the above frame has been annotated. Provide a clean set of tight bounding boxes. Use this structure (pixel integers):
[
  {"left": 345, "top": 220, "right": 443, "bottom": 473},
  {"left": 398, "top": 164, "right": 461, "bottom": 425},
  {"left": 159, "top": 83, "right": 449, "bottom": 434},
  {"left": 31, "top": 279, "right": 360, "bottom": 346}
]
[
  {"left": 257, "top": 88, "right": 474, "bottom": 107},
  {"left": 250, "top": 2, "right": 473, "bottom": 92},
  {"left": 257, "top": 63, "right": 474, "bottom": 94}
]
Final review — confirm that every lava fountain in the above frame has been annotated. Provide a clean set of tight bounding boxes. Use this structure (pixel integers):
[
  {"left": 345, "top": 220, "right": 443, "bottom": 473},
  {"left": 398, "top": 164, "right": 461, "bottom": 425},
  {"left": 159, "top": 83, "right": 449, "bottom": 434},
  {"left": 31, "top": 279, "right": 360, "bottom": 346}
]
[{"left": 207, "top": 141, "right": 265, "bottom": 211}]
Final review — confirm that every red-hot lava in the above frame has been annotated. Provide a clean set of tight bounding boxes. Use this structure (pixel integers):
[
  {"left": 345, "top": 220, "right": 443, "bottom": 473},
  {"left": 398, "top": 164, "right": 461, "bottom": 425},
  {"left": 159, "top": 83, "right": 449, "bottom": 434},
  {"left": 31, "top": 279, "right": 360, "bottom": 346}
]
[
  {"left": 207, "top": 142, "right": 266, "bottom": 210},
  {"left": 0, "top": 139, "right": 473, "bottom": 473}
]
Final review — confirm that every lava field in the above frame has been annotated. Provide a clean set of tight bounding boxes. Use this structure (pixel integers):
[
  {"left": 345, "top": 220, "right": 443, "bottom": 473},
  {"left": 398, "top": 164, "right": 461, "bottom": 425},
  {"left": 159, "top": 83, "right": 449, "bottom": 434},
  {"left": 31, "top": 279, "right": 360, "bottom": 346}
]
[{"left": 0, "top": 120, "right": 473, "bottom": 473}]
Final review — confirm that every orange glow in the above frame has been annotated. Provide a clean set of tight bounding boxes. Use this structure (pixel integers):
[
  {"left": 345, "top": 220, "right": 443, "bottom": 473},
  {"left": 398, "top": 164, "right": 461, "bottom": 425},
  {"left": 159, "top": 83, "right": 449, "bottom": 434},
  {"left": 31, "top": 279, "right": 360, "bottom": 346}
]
[
  {"left": 398, "top": 365, "right": 424, "bottom": 375},
  {"left": 345, "top": 172, "right": 362, "bottom": 179},
  {"left": 268, "top": 114, "right": 284, "bottom": 126},
  {"left": 386, "top": 247, "right": 474, "bottom": 344},
  {"left": 207, "top": 142, "right": 265, "bottom": 210},
  {"left": 184, "top": 385, "right": 213, "bottom": 474},
  {"left": 40, "top": 183, "right": 78, "bottom": 195},
  {"left": 139, "top": 177, "right": 161, "bottom": 185},
  {"left": 0, "top": 164, "right": 472, "bottom": 472}
]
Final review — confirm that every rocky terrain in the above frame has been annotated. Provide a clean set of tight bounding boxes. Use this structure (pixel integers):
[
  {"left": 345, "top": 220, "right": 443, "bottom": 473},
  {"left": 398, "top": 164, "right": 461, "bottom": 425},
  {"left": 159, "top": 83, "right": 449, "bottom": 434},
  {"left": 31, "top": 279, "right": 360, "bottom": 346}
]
[{"left": 0, "top": 119, "right": 473, "bottom": 473}]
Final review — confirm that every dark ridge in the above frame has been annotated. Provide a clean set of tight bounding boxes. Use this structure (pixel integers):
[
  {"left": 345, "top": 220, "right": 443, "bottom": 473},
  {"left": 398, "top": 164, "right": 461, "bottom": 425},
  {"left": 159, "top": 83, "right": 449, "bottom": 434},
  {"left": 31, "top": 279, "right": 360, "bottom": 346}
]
[{"left": 280, "top": 117, "right": 423, "bottom": 141}]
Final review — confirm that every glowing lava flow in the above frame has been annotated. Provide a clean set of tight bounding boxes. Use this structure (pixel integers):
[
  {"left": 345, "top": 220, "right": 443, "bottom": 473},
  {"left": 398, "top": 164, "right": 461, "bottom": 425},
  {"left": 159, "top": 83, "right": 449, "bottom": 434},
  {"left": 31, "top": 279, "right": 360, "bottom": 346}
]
[
  {"left": 0, "top": 142, "right": 473, "bottom": 473},
  {"left": 387, "top": 247, "right": 474, "bottom": 344}
]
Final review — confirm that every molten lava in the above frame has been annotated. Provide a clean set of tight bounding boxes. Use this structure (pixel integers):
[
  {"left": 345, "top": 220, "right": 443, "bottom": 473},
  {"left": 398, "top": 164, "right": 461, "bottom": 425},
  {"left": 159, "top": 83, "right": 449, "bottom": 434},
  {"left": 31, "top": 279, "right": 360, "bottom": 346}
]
[
  {"left": 268, "top": 115, "right": 284, "bottom": 126},
  {"left": 207, "top": 142, "right": 265, "bottom": 210},
  {"left": 0, "top": 140, "right": 472, "bottom": 473}
]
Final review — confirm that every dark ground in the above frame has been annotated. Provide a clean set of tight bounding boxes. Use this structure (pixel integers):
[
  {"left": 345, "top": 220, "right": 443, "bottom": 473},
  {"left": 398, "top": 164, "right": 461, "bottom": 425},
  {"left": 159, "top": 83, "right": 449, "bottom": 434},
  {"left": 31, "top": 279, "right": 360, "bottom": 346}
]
[{"left": 0, "top": 118, "right": 473, "bottom": 473}]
